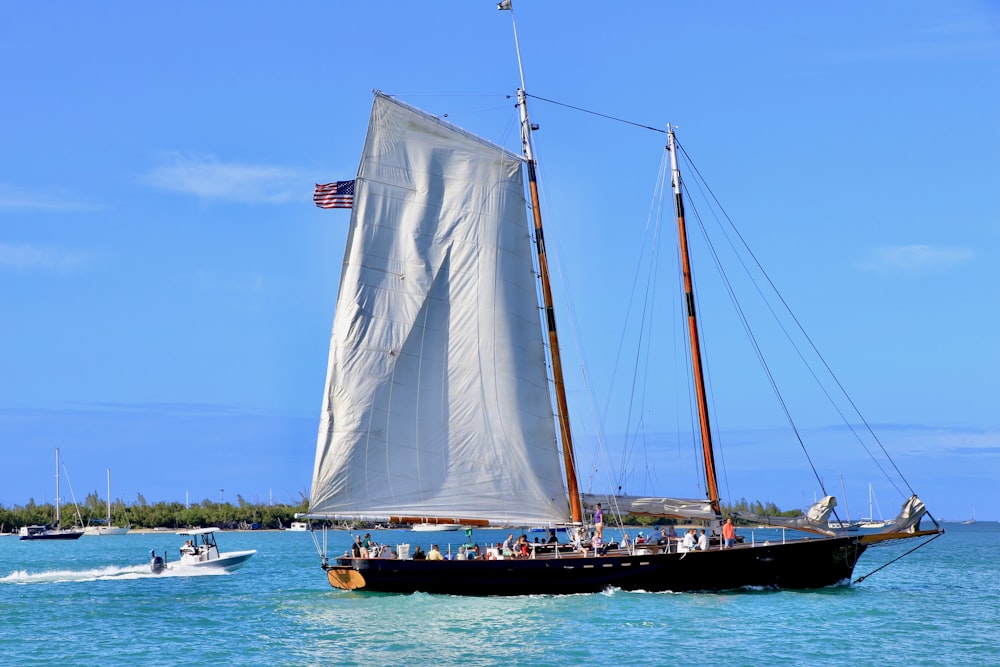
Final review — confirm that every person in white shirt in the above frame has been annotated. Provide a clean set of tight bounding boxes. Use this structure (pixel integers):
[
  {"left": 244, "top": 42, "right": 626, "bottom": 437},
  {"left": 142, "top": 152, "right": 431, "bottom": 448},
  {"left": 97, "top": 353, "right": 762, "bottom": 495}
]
[
  {"left": 680, "top": 529, "right": 697, "bottom": 552},
  {"left": 697, "top": 529, "right": 709, "bottom": 551}
]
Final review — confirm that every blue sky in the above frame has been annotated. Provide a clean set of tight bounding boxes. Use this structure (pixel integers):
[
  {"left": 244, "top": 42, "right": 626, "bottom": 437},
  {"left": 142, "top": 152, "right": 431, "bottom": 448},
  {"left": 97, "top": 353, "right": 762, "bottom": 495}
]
[{"left": 2, "top": 2, "right": 997, "bottom": 521}]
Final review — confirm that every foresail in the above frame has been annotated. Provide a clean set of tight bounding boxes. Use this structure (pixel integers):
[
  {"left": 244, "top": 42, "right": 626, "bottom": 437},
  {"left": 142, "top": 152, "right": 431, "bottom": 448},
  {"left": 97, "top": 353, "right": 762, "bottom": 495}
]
[{"left": 309, "top": 92, "right": 569, "bottom": 526}]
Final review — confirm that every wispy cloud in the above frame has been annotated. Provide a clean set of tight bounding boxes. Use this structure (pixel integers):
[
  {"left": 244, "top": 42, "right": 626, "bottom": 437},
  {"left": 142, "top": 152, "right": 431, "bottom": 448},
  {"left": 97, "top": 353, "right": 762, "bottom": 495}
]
[
  {"left": 143, "top": 153, "right": 308, "bottom": 204},
  {"left": 857, "top": 244, "right": 973, "bottom": 274},
  {"left": 878, "top": 424, "right": 1000, "bottom": 458},
  {"left": 191, "top": 269, "right": 272, "bottom": 298},
  {"left": 828, "top": 14, "right": 1000, "bottom": 65},
  {"left": 0, "top": 242, "right": 91, "bottom": 272},
  {"left": 0, "top": 183, "right": 99, "bottom": 211}
]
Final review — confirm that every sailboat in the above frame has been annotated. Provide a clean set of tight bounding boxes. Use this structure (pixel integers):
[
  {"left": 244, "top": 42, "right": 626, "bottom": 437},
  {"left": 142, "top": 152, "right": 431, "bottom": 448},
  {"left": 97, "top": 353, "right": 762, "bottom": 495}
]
[
  {"left": 19, "top": 448, "right": 85, "bottom": 541},
  {"left": 829, "top": 476, "right": 860, "bottom": 531},
  {"left": 858, "top": 483, "right": 895, "bottom": 530},
  {"left": 83, "top": 469, "right": 131, "bottom": 536},
  {"left": 299, "top": 11, "right": 942, "bottom": 596}
]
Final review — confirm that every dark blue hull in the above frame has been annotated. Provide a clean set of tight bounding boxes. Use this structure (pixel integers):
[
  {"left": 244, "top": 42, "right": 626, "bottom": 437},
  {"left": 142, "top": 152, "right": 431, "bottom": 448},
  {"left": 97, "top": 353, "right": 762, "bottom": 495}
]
[
  {"left": 327, "top": 536, "right": 867, "bottom": 595},
  {"left": 19, "top": 530, "right": 84, "bottom": 541}
]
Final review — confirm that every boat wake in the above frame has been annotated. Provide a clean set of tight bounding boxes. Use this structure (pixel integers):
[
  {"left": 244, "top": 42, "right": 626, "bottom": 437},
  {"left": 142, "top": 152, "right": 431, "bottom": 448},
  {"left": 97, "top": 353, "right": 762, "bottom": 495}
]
[{"left": 1, "top": 563, "right": 227, "bottom": 584}]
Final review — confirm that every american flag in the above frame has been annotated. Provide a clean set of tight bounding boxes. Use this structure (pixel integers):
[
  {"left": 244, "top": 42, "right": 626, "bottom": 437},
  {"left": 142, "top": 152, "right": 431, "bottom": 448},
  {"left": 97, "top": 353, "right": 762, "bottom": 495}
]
[{"left": 313, "top": 180, "right": 354, "bottom": 209}]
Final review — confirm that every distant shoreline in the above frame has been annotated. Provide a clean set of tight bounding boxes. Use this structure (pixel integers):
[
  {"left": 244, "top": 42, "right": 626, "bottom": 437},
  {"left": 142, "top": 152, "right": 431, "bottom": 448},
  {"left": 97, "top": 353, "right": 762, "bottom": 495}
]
[{"left": 127, "top": 528, "right": 289, "bottom": 534}]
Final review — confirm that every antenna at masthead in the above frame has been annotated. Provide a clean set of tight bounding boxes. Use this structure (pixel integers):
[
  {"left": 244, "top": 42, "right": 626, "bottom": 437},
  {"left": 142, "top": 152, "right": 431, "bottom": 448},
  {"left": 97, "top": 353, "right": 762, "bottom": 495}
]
[{"left": 498, "top": 0, "right": 526, "bottom": 91}]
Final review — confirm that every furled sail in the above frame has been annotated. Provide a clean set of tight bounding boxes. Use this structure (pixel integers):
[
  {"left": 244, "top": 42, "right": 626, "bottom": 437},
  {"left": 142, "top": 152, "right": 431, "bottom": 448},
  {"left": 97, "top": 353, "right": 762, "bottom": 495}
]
[
  {"left": 308, "top": 92, "right": 570, "bottom": 525},
  {"left": 582, "top": 493, "right": 717, "bottom": 521},
  {"left": 730, "top": 496, "right": 839, "bottom": 536},
  {"left": 874, "top": 495, "right": 929, "bottom": 534}
]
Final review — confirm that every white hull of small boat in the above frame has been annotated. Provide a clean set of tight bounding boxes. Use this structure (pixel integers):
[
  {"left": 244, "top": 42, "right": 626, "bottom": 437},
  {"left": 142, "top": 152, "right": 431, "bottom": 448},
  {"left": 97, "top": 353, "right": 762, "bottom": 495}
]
[
  {"left": 151, "top": 549, "right": 257, "bottom": 574},
  {"left": 160, "top": 550, "right": 256, "bottom": 572},
  {"left": 411, "top": 523, "right": 461, "bottom": 532},
  {"left": 84, "top": 525, "right": 131, "bottom": 536}
]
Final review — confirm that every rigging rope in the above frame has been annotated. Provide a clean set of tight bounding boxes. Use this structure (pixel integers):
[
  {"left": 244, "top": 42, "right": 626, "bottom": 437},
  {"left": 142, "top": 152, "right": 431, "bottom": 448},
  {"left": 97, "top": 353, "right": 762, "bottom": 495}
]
[
  {"left": 522, "top": 90, "right": 932, "bottom": 522},
  {"left": 852, "top": 532, "right": 944, "bottom": 584},
  {"left": 524, "top": 93, "right": 667, "bottom": 134},
  {"left": 673, "top": 137, "right": 921, "bottom": 504}
]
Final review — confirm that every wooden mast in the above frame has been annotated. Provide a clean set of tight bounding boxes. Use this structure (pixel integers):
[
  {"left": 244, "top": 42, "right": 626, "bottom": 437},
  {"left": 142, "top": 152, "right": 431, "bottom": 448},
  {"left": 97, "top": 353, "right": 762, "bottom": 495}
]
[
  {"left": 518, "top": 89, "right": 583, "bottom": 524},
  {"left": 668, "top": 127, "right": 722, "bottom": 516}
]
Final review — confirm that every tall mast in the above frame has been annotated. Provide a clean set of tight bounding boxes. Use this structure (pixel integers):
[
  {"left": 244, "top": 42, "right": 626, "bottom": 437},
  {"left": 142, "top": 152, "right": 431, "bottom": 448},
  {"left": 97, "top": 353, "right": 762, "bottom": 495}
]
[
  {"left": 502, "top": 3, "right": 582, "bottom": 524},
  {"left": 668, "top": 127, "right": 722, "bottom": 516},
  {"left": 517, "top": 89, "right": 583, "bottom": 525},
  {"left": 107, "top": 469, "right": 112, "bottom": 524}
]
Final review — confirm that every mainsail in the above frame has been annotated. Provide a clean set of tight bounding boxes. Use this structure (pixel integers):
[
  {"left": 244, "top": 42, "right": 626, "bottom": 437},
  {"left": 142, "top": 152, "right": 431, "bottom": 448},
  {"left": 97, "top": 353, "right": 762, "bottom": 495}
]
[{"left": 308, "top": 92, "right": 569, "bottom": 526}]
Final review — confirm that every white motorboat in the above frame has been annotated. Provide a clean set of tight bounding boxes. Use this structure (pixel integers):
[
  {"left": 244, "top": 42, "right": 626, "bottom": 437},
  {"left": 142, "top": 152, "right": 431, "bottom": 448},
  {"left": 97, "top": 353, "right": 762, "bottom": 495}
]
[{"left": 150, "top": 528, "right": 256, "bottom": 574}]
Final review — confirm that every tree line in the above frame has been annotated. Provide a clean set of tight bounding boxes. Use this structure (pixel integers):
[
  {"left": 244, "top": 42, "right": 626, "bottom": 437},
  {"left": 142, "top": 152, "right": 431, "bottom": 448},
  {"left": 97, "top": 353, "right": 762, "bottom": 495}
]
[
  {"left": 0, "top": 494, "right": 799, "bottom": 533},
  {"left": 0, "top": 493, "right": 310, "bottom": 531}
]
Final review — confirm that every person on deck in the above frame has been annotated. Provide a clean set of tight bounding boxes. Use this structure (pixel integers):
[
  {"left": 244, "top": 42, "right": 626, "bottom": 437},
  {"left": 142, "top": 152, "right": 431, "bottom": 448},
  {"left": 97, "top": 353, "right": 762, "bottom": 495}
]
[
  {"left": 594, "top": 503, "right": 604, "bottom": 539},
  {"left": 427, "top": 544, "right": 444, "bottom": 561},
  {"left": 697, "top": 529, "right": 709, "bottom": 551},
  {"left": 680, "top": 529, "right": 697, "bottom": 552},
  {"left": 411, "top": 545, "right": 425, "bottom": 560},
  {"left": 722, "top": 518, "right": 736, "bottom": 549},
  {"left": 518, "top": 535, "right": 531, "bottom": 558}
]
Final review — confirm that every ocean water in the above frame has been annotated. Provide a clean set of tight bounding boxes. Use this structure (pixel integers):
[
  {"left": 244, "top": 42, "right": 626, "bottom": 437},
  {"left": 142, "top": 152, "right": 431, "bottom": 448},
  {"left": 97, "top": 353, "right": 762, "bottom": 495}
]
[{"left": 1, "top": 522, "right": 995, "bottom": 666}]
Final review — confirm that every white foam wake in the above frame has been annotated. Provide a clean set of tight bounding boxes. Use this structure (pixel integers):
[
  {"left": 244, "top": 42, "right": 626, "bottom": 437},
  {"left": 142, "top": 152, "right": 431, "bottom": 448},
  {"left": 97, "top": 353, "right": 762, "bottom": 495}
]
[{"left": 1, "top": 562, "right": 227, "bottom": 584}]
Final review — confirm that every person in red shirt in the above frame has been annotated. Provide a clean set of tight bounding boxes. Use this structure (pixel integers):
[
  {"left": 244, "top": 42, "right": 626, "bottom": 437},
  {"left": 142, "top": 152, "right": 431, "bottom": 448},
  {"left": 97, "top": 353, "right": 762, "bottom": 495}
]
[{"left": 722, "top": 518, "right": 736, "bottom": 549}]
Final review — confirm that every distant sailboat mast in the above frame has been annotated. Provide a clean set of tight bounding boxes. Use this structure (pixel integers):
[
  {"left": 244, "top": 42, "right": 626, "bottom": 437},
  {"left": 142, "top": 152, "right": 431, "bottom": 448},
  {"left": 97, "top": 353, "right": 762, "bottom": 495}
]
[
  {"left": 54, "top": 448, "right": 62, "bottom": 528},
  {"left": 840, "top": 475, "right": 853, "bottom": 524},
  {"left": 105, "top": 469, "right": 112, "bottom": 526},
  {"left": 668, "top": 127, "right": 722, "bottom": 517}
]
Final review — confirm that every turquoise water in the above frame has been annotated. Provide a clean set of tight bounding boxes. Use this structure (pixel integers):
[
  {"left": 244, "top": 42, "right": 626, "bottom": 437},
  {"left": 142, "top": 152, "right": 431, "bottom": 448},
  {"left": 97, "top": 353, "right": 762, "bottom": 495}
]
[{"left": 1, "top": 523, "right": 995, "bottom": 666}]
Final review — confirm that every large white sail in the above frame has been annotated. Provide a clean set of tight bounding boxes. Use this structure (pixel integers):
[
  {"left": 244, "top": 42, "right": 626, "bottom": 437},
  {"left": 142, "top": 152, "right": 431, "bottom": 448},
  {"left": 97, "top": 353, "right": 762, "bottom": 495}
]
[{"left": 308, "top": 92, "right": 569, "bottom": 525}]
